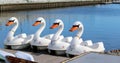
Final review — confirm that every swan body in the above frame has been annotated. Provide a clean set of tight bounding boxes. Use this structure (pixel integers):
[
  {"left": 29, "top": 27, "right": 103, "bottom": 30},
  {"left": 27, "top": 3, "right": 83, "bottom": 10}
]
[
  {"left": 66, "top": 21, "right": 105, "bottom": 56},
  {"left": 4, "top": 17, "right": 33, "bottom": 49},
  {"left": 0, "top": 50, "right": 35, "bottom": 63},
  {"left": 48, "top": 19, "right": 72, "bottom": 55},
  {"left": 62, "top": 37, "right": 73, "bottom": 43},
  {"left": 43, "top": 34, "right": 54, "bottom": 40},
  {"left": 67, "top": 42, "right": 105, "bottom": 55},
  {"left": 30, "top": 17, "right": 62, "bottom": 50}
]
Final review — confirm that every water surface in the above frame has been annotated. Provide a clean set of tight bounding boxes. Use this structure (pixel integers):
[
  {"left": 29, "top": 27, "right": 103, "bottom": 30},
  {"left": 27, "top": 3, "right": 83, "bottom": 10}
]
[{"left": 0, "top": 4, "right": 120, "bottom": 51}]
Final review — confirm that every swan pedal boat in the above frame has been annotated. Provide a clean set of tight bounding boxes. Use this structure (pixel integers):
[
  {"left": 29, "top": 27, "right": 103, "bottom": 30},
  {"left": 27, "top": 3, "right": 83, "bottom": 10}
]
[
  {"left": 48, "top": 19, "right": 73, "bottom": 55},
  {"left": 4, "top": 17, "right": 34, "bottom": 49},
  {"left": 30, "top": 17, "right": 59, "bottom": 51},
  {"left": 66, "top": 21, "right": 105, "bottom": 56}
]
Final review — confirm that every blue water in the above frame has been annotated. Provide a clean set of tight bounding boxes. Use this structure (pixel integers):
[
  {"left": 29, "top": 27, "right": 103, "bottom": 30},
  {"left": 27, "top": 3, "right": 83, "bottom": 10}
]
[{"left": 0, "top": 4, "right": 120, "bottom": 51}]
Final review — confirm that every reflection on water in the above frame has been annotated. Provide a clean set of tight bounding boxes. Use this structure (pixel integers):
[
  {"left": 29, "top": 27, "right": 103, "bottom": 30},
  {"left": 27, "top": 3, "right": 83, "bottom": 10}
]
[{"left": 0, "top": 4, "right": 120, "bottom": 51}]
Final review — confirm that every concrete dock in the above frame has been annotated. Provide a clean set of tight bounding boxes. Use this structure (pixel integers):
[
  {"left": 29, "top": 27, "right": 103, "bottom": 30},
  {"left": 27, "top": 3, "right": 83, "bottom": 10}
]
[
  {"left": 1, "top": 49, "right": 69, "bottom": 63},
  {"left": 1, "top": 49, "right": 120, "bottom": 63},
  {"left": 63, "top": 53, "right": 120, "bottom": 63}
]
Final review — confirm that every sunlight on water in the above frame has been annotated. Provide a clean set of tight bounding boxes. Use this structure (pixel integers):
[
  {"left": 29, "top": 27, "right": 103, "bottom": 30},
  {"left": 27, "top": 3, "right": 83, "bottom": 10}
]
[{"left": 0, "top": 4, "right": 120, "bottom": 51}]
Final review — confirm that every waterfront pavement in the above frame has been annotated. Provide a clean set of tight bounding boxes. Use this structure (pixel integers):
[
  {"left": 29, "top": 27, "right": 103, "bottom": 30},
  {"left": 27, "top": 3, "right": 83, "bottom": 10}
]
[
  {"left": 1, "top": 49, "right": 120, "bottom": 63},
  {"left": 63, "top": 53, "right": 120, "bottom": 63},
  {"left": 1, "top": 49, "right": 69, "bottom": 63}
]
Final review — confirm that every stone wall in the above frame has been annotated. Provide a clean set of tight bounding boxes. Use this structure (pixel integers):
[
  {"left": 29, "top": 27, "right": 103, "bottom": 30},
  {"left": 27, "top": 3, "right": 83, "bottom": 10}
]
[
  {"left": 0, "top": 0, "right": 97, "bottom": 4},
  {"left": 0, "top": 0, "right": 103, "bottom": 11}
]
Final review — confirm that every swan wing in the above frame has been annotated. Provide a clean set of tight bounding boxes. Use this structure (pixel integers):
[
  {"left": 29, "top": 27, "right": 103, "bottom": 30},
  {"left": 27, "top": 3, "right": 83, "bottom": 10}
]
[
  {"left": 62, "top": 36, "right": 73, "bottom": 43},
  {"left": 43, "top": 34, "right": 54, "bottom": 40},
  {"left": 10, "top": 38, "right": 25, "bottom": 45},
  {"left": 23, "top": 34, "right": 34, "bottom": 44},
  {"left": 58, "top": 35, "right": 64, "bottom": 40},
  {"left": 43, "top": 34, "right": 64, "bottom": 40},
  {"left": 14, "top": 33, "right": 27, "bottom": 39},
  {"left": 81, "top": 40, "right": 93, "bottom": 46},
  {"left": 89, "top": 42, "right": 105, "bottom": 51},
  {"left": 80, "top": 42, "right": 105, "bottom": 52}
]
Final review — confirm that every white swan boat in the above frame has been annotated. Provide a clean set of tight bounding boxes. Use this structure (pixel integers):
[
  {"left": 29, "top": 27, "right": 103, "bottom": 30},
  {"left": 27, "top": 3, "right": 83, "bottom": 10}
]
[
  {"left": 30, "top": 17, "right": 56, "bottom": 51},
  {"left": 66, "top": 21, "right": 105, "bottom": 56},
  {"left": 48, "top": 19, "right": 72, "bottom": 55},
  {"left": 4, "top": 17, "right": 34, "bottom": 49}
]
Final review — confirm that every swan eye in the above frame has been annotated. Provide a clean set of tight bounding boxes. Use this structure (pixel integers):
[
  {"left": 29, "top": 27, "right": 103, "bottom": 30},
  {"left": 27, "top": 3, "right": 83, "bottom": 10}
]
[
  {"left": 54, "top": 23, "right": 59, "bottom": 25},
  {"left": 73, "top": 25, "right": 79, "bottom": 27},
  {"left": 9, "top": 20, "right": 15, "bottom": 22},
  {"left": 36, "top": 21, "right": 41, "bottom": 22}
]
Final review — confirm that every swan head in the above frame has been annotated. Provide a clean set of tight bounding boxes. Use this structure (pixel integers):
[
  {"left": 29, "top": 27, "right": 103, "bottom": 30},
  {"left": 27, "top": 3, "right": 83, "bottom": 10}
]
[
  {"left": 32, "top": 17, "right": 45, "bottom": 26},
  {"left": 50, "top": 19, "right": 63, "bottom": 29},
  {"left": 6, "top": 17, "right": 18, "bottom": 26},
  {"left": 69, "top": 21, "right": 83, "bottom": 32}
]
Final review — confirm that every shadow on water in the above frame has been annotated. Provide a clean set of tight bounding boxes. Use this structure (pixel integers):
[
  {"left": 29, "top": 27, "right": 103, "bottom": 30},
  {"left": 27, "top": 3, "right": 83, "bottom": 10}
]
[{"left": 0, "top": 4, "right": 120, "bottom": 51}]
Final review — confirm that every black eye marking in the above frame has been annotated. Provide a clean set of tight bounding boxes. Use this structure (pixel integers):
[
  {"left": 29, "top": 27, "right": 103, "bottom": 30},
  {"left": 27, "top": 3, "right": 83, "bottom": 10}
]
[
  {"left": 36, "top": 20, "right": 41, "bottom": 22},
  {"left": 9, "top": 19, "right": 15, "bottom": 22},
  {"left": 54, "top": 23, "right": 59, "bottom": 25},
  {"left": 73, "top": 25, "right": 79, "bottom": 27}
]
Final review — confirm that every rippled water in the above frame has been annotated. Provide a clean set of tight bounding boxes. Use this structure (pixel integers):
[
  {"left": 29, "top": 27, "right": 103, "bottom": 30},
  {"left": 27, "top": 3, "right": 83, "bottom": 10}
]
[{"left": 0, "top": 4, "right": 120, "bottom": 51}]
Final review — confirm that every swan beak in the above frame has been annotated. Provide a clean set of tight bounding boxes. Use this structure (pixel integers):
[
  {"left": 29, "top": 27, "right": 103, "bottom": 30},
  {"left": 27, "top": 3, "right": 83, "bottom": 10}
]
[
  {"left": 5, "top": 21, "right": 14, "bottom": 26},
  {"left": 32, "top": 21, "right": 41, "bottom": 26},
  {"left": 69, "top": 26, "right": 78, "bottom": 32},
  {"left": 50, "top": 24, "right": 59, "bottom": 29}
]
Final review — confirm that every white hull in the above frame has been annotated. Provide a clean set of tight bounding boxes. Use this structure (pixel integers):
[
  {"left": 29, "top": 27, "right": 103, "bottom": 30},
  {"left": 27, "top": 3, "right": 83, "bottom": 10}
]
[
  {"left": 48, "top": 49, "right": 66, "bottom": 55},
  {"left": 4, "top": 44, "right": 30, "bottom": 50},
  {"left": 31, "top": 45, "right": 48, "bottom": 50}
]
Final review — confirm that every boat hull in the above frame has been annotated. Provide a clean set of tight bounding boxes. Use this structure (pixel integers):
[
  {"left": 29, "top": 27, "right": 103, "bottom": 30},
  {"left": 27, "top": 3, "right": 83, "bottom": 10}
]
[
  {"left": 4, "top": 43, "right": 30, "bottom": 50},
  {"left": 48, "top": 49, "right": 66, "bottom": 55},
  {"left": 31, "top": 46, "right": 48, "bottom": 50}
]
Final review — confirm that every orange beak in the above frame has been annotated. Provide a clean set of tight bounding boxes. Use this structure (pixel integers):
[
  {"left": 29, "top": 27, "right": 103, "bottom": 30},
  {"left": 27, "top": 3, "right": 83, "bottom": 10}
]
[
  {"left": 32, "top": 21, "right": 41, "bottom": 26},
  {"left": 5, "top": 21, "right": 14, "bottom": 26},
  {"left": 69, "top": 26, "right": 79, "bottom": 32},
  {"left": 50, "top": 23, "right": 59, "bottom": 29}
]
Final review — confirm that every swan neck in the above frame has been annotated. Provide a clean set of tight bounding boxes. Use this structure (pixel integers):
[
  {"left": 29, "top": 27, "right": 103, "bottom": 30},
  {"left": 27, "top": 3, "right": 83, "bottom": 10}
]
[
  {"left": 8, "top": 22, "right": 18, "bottom": 38},
  {"left": 75, "top": 26, "right": 84, "bottom": 38},
  {"left": 52, "top": 25, "right": 64, "bottom": 40},
  {"left": 71, "top": 25, "right": 84, "bottom": 47},
  {"left": 35, "top": 22, "right": 46, "bottom": 38}
]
